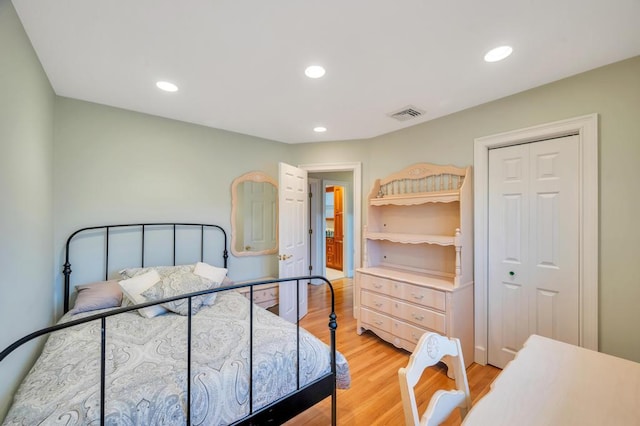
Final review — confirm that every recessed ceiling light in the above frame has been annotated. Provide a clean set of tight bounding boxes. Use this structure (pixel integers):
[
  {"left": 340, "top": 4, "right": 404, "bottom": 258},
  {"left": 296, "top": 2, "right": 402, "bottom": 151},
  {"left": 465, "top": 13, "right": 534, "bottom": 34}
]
[
  {"left": 305, "top": 65, "right": 326, "bottom": 79},
  {"left": 484, "top": 46, "right": 513, "bottom": 62},
  {"left": 156, "top": 81, "right": 179, "bottom": 92},
  {"left": 313, "top": 126, "right": 327, "bottom": 133}
]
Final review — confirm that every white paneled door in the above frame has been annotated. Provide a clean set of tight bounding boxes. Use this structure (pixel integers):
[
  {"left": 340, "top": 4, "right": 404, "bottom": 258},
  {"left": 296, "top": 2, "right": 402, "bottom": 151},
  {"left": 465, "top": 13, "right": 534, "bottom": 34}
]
[
  {"left": 278, "top": 162, "right": 309, "bottom": 323},
  {"left": 488, "top": 136, "right": 579, "bottom": 368}
]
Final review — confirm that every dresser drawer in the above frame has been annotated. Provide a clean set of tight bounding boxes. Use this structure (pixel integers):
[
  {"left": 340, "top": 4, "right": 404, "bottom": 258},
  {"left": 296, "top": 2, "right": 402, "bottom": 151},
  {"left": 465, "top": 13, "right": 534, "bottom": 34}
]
[
  {"left": 361, "top": 290, "right": 393, "bottom": 312},
  {"left": 237, "top": 283, "right": 278, "bottom": 308},
  {"left": 358, "top": 273, "right": 394, "bottom": 296},
  {"left": 392, "top": 300, "right": 446, "bottom": 333},
  {"left": 401, "top": 284, "right": 446, "bottom": 311},
  {"left": 360, "top": 307, "right": 393, "bottom": 333},
  {"left": 393, "top": 319, "right": 433, "bottom": 346},
  {"left": 252, "top": 287, "right": 277, "bottom": 304}
]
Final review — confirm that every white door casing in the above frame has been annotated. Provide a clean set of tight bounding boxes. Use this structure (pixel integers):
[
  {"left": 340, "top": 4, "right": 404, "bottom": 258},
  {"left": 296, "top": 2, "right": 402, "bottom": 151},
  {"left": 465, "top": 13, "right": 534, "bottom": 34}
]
[
  {"left": 488, "top": 136, "right": 580, "bottom": 368},
  {"left": 474, "top": 114, "right": 598, "bottom": 365},
  {"left": 299, "top": 162, "right": 362, "bottom": 279},
  {"left": 278, "top": 162, "right": 309, "bottom": 322}
]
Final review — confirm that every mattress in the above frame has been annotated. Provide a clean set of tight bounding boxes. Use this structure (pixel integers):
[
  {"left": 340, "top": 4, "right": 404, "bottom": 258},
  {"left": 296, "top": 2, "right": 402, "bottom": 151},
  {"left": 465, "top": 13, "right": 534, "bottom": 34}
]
[{"left": 3, "top": 290, "right": 350, "bottom": 425}]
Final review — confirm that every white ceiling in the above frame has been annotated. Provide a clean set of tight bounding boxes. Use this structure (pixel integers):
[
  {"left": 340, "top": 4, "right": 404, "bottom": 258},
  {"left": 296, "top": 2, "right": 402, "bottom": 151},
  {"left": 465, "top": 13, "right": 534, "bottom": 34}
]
[{"left": 12, "top": 0, "right": 640, "bottom": 144}]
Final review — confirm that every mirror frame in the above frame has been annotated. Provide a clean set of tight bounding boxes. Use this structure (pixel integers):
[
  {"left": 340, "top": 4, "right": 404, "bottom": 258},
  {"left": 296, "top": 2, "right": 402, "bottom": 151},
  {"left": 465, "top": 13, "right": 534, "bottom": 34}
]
[{"left": 230, "top": 171, "right": 279, "bottom": 257}]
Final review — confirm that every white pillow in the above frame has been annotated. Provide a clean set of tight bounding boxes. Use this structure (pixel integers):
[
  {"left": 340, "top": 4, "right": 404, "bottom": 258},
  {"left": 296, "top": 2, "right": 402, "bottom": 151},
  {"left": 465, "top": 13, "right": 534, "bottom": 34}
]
[
  {"left": 118, "top": 270, "right": 167, "bottom": 318},
  {"left": 194, "top": 262, "right": 227, "bottom": 282},
  {"left": 194, "top": 262, "right": 228, "bottom": 306}
]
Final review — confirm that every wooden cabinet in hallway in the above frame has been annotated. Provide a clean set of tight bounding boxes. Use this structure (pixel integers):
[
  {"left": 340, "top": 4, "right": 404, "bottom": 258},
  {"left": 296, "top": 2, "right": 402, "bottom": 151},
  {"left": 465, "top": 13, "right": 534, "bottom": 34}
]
[{"left": 326, "top": 185, "right": 344, "bottom": 271}]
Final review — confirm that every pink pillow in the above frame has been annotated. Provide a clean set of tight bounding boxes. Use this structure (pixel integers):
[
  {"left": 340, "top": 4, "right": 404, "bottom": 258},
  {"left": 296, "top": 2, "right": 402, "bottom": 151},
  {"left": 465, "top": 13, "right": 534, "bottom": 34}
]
[{"left": 69, "top": 280, "right": 123, "bottom": 315}]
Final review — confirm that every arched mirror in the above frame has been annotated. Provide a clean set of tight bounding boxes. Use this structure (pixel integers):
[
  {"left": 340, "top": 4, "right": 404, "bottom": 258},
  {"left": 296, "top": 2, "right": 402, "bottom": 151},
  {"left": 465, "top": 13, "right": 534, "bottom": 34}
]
[{"left": 231, "top": 171, "right": 278, "bottom": 257}]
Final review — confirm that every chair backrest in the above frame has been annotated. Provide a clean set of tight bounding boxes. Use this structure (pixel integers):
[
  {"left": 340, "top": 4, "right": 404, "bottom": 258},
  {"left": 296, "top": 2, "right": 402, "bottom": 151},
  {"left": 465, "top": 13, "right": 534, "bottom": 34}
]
[{"left": 398, "top": 332, "right": 471, "bottom": 426}]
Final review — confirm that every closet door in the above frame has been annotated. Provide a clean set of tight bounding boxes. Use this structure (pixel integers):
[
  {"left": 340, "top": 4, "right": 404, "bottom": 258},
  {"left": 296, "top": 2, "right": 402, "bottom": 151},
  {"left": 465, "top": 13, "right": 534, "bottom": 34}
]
[{"left": 488, "top": 136, "right": 579, "bottom": 368}]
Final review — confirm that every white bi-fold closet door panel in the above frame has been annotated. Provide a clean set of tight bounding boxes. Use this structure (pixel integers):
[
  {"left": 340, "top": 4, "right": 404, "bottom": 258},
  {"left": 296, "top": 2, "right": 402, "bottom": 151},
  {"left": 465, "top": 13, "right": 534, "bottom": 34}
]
[{"left": 488, "top": 135, "right": 580, "bottom": 369}]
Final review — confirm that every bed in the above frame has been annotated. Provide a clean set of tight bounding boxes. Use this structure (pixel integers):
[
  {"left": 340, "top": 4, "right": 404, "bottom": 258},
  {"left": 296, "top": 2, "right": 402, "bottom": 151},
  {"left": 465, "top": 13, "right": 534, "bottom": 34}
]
[{"left": 0, "top": 223, "right": 350, "bottom": 425}]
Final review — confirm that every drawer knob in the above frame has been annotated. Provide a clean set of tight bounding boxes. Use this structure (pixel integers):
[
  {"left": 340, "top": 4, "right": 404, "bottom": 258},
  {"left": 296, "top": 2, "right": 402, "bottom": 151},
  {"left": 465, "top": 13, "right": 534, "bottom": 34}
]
[
  {"left": 374, "top": 302, "right": 383, "bottom": 308},
  {"left": 374, "top": 283, "right": 382, "bottom": 289},
  {"left": 412, "top": 314, "right": 425, "bottom": 321},
  {"left": 374, "top": 320, "right": 383, "bottom": 326},
  {"left": 411, "top": 293, "right": 424, "bottom": 300}
]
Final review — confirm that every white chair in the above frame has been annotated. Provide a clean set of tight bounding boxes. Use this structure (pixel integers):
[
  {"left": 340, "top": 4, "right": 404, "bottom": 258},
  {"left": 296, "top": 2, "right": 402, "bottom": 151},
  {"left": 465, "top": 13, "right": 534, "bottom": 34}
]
[{"left": 398, "top": 332, "right": 471, "bottom": 426}]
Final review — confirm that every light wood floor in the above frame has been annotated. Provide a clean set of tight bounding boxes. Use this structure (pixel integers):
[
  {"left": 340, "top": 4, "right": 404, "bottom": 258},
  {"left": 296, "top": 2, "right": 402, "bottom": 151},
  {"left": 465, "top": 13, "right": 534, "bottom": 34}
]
[{"left": 285, "top": 278, "right": 501, "bottom": 426}]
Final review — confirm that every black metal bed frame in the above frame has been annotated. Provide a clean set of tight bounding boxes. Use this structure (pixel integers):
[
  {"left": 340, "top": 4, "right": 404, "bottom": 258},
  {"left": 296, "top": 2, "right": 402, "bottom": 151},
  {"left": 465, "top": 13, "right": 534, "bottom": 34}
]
[
  {"left": 62, "top": 223, "right": 230, "bottom": 313},
  {"left": 1, "top": 223, "right": 338, "bottom": 426}
]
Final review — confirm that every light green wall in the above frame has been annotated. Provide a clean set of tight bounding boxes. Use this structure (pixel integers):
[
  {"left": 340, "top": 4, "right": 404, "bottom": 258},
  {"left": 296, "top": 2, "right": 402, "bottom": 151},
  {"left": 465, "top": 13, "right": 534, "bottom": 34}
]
[
  {"left": 0, "top": 0, "right": 55, "bottom": 420},
  {"left": 53, "top": 97, "right": 292, "bottom": 311},
  {"left": 293, "top": 56, "right": 640, "bottom": 362}
]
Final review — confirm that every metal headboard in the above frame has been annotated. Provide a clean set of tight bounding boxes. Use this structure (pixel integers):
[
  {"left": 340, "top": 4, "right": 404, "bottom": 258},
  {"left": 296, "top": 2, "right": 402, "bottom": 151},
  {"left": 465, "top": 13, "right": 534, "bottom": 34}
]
[{"left": 63, "top": 223, "right": 228, "bottom": 313}]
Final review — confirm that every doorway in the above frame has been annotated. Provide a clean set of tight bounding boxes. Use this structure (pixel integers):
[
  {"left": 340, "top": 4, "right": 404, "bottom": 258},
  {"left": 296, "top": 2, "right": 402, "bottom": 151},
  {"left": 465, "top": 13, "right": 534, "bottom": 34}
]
[
  {"left": 324, "top": 182, "right": 345, "bottom": 280},
  {"left": 301, "top": 162, "right": 362, "bottom": 283},
  {"left": 473, "top": 114, "right": 598, "bottom": 365},
  {"left": 309, "top": 175, "right": 351, "bottom": 280}
]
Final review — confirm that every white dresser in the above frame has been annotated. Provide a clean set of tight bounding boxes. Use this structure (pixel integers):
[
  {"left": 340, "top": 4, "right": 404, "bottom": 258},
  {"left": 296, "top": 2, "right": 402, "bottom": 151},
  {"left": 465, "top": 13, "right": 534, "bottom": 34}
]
[{"left": 356, "top": 163, "right": 474, "bottom": 366}]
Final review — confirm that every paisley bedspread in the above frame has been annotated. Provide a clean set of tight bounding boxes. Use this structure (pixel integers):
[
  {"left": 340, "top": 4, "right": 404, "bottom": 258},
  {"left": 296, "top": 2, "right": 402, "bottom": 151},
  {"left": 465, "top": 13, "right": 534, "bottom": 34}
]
[{"left": 3, "top": 290, "right": 350, "bottom": 425}]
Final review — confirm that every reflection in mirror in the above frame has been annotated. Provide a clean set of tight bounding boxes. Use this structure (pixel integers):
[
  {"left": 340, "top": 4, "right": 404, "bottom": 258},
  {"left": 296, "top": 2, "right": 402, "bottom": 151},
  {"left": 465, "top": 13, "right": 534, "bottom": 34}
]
[{"left": 231, "top": 171, "right": 278, "bottom": 257}]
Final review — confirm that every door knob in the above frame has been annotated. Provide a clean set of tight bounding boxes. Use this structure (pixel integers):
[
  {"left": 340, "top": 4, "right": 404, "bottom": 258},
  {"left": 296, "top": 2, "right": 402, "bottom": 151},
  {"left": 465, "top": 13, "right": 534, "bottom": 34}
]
[
  {"left": 279, "top": 254, "right": 293, "bottom": 261},
  {"left": 509, "top": 271, "right": 515, "bottom": 277}
]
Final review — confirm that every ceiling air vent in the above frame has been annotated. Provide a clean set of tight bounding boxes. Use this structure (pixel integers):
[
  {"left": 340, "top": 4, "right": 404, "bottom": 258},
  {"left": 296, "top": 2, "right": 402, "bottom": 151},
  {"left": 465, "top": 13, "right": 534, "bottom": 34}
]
[{"left": 387, "top": 105, "right": 426, "bottom": 122}]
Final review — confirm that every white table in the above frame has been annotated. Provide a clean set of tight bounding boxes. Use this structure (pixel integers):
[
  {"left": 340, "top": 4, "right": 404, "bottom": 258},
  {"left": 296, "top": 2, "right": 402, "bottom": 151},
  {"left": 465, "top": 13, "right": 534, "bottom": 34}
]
[{"left": 463, "top": 334, "right": 640, "bottom": 425}]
